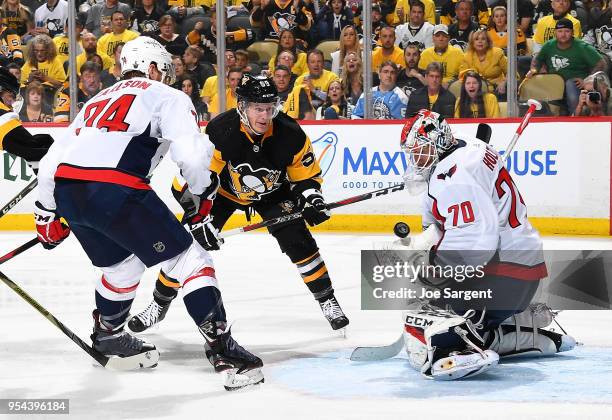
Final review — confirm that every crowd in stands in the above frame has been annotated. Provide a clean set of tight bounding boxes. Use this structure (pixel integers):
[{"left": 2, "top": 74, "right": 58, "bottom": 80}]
[{"left": 1, "top": 0, "right": 612, "bottom": 122}]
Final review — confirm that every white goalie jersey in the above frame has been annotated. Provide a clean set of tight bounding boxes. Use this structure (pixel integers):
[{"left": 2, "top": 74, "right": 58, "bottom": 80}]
[
  {"left": 422, "top": 135, "right": 546, "bottom": 280},
  {"left": 37, "top": 77, "right": 214, "bottom": 210}
]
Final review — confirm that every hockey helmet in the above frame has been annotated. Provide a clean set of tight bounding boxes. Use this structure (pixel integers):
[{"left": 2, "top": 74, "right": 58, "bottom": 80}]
[
  {"left": 236, "top": 74, "right": 281, "bottom": 135},
  {"left": 400, "top": 109, "right": 456, "bottom": 176},
  {"left": 120, "top": 37, "right": 175, "bottom": 85}
]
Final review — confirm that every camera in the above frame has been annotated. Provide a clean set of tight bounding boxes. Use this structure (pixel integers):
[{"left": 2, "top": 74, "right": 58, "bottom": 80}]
[{"left": 588, "top": 91, "right": 601, "bottom": 103}]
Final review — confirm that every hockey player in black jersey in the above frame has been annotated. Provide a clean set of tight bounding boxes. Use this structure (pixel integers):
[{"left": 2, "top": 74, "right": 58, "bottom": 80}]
[
  {"left": 0, "top": 66, "right": 53, "bottom": 170},
  {"left": 129, "top": 74, "right": 349, "bottom": 334}
]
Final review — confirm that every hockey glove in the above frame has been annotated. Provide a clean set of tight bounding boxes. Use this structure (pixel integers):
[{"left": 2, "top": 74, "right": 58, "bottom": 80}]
[
  {"left": 34, "top": 201, "right": 70, "bottom": 250},
  {"left": 180, "top": 173, "right": 223, "bottom": 250},
  {"left": 298, "top": 189, "right": 331, "bottom": 227}
]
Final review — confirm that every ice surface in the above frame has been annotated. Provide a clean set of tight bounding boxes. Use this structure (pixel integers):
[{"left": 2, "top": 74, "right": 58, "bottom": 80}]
[{"left": 0, "top": 232, "right": 611, "bottom": 419}]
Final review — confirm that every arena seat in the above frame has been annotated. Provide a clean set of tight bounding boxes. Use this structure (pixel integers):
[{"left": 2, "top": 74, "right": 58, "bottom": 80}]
[
  {"left": 247, "top": 41, "right": 278, "bottom": 65},
  {"left": 519, "top": 74, "right": 565, "bottom": 116}
]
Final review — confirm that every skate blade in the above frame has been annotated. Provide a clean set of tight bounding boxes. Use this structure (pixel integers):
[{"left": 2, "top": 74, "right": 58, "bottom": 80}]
[
  {"left": 336, "top": 327, "right": 348, "bottom": 339},
  {"left": 223, "top": 368, "right": 264, "bottom": 391},
  {"left": 102, "top": 349, "right": 160, "bottom": 371}
]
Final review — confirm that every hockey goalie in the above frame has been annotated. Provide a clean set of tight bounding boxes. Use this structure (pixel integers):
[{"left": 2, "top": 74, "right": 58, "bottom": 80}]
[{"left": 390, "top": 110, "right": 576, "bottom": 380}]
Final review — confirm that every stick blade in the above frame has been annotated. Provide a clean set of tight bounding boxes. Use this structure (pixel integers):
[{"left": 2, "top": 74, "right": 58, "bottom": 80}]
[
  {"left": 349, "top": 335, "right": 404, "bottom": 361},
  {"left": 102, "top": 349, "right": 160, "bottom": 370}
]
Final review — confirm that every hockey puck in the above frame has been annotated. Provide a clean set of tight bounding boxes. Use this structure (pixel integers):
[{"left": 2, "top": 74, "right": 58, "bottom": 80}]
[{"left": 393, "top": 222, "right": 410, "bottom": 238}]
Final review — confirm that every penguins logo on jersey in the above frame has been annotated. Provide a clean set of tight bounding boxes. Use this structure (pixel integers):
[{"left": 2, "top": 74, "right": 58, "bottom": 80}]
[
  {"left": 268, "top": 13, "right": 297, "bottom": 37},
  {"left": 227, "top": 162, "right": 282, "bottom": 201},
  {"left": 46, "top": 19, "right": 63, "bottom": 35}
]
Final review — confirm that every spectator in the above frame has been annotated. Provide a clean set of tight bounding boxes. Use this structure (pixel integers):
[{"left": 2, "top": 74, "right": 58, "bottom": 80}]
[
  {"left": 487, "top": 0, "right": 534, "bottom": 36},
  {"left": 1, "top": 0, "right": 34, "bottom": 41},
  {"left": 77, "top": 32, "right": 114, "bottom": 76},
  {"left": 583, "top": 1, "right": 612, "bottom": 66},
  {"left": 527, "top": 18, "right": 606, "bottom": 114},
  {"left": 396, "top": 42, "right": 426, "bottom": 100},
  {"left": 33, "top": 0, "right": 67, "bottom": 38},
  {"left": 273, "top": 64, "right": 294, "bottom": 103},
  {"left": 395, "top": 0, "right": 434, "bottom": 50},
  {"left": 575, "top": 70, "right": 612, "bottom": 116},
  {"left": 183, "top": 45, "right": 213, "bottom": 87},
  {"left": 0, "top": 18, "right": 24, "bottom": 66},
  {"left": 454, "top": 69, "right": 500, "bottom": 117},
  {"left": 234, "top": 49, "right": 253, "bottom": 73},
  {"left": 406, "top": 61, "right": 456, "bottom": 117},
  {"left": 274, "top": 49, "right": 299, "bottom": 83},
  {"left": 5, "top": 62, "right": 22, "bottom": 82},
  {"left": 187, "top": 7, "right": 253, "bottom": 63},
  {"left": 372, "top": 26, "right": 405, "bottom": 71},
  {"left": 439, "top": 0, "right": 490, "bottom": 26},
  {"left": 534, "top": 0, "right": 587, "bottom": 34},
  {"left": 250, "top": 0, "right": 313, "bottom": 44},
  {"left": 19, "top": 80, "right": 53, "bottom": 122},
  {"left": 208, "top": 66, "right": 243, "bottom": 117},
  {"left": 21, "top": 34, "right": 66, "bottom": 89},
  {"left": 283, "top": 78, "right": 315, "bottom": 119},
  {"left": 86, "top": 0, "right": 131, "bottom": 38},
  {"left": 317, "top": 79, "right": 349, "bottom": 119},
  {"left": 341, "top": 50, "right": 363, "bottom": 105},
  {"left": 131, "top": 0, "right": 165, "bottom": 36},
  {"left": 53, "top": 61, "right": 103, "bottom": 121},
  {"left": 316, "top": 0, "right": 354, "bottom": 42},
  {"left": 153, "top": 15, "right": 188, "bottom": 56},
  {"left": 394, "top": 0, "right": 436, "bottom": 26},
  {"left": 167, "top": 0, "right": 205, "bottom": 23},
  {"left": 448, "top": 0, "right": 480, "bottom": 51},
  {"left": 352, "top": 61, "right": 408, "bottom": 119},
  {"left": 199, "top": 49, "right": 237, "bottom": 104},
  {"left": 460, "top": 29, "right": 508, "bottom": 97},
  {"left": 100, "top": 42, "right": 124, "bottom": 88},
  {"left": 54, "top": 15, "right": 85, "bottom": 66},
  {"left": 293, "top": 49, "right": 340, "bottom": 109},
  {"left": 180, "top": 73, "right": 209, "bottom": 121},
  {"left": 419, "top": 24, "right": 464, "bottom": 88},
  {"left": 169, "top": 54, "right": 186, "bottom": 89},
  {"left": 487, "top": 5, "right": 527, "bottom": 55},
  {"left": 363, "top": 3, "right": 386, "bottom": 46},
  {"left": 97, "top": 11, "right": 139, "bottom": 64},
  {"left": 267, "top": 29, "right": 307, "bottom": 76},
  {"left": 331, "top": 25, "right": 361, "bottom": 76},
  {"left": 533, "top": 0, "right": 581, "bottom": 53}
]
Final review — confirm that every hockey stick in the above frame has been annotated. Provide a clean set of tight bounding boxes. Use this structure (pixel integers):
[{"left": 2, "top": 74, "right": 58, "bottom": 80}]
[
  {"left": 0, "top": 237, "right": 38, "bottom": 266},
  {"left": 350, "top": 100, "right": 543, "bottom": 362},
  {"left": 0, "top": 178, "right": 38, "bottom": 218},
  {"left": 219, "top": 183, "right": 407, "bottom": 238},
  {"left": 0, "top": 269, "right": 154, "bottom": 370},
  {"left": 350, "top": 334, "right": 405, "bottom": 362}
]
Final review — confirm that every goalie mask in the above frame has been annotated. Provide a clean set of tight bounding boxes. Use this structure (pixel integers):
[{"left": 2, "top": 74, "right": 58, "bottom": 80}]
[
  {"left": 120, "top": 37, "right": 176, "bottom": 85},
  {"left": 400, "top": 110, "right": 456, "bottom": 178}
]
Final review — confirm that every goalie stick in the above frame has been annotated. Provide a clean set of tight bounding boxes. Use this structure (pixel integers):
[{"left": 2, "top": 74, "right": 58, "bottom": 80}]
[
  {"left": 0, "top": 269, "right": 155, "bottom": 370},
  {"left": 350, "top": 100, "right": 542, "bottom": 362},
  {"left": 0, "top": 178, "right": 38, "bottom": 218}
]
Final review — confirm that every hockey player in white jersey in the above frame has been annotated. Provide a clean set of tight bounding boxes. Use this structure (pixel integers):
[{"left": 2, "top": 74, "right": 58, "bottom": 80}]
[
  {"left": 395, "top": 109, "right": 575, "bottom": 380},
  {"left": 34, "top": 37, "right": 263, "bottom": 390}
]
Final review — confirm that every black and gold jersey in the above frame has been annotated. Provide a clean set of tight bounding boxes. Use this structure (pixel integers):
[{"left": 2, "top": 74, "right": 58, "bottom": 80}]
[
  {"left": 0, "top": 26, "right": 23, "bottom": 66},
  {"left": 205, "top": 110, "right": 322, "bottom": 205},
  {"left": 251, "top": 0, "right": 312, "bottom": 41},
  {"left": 0, "top": 102, "right": 53, "bottom": 163}
]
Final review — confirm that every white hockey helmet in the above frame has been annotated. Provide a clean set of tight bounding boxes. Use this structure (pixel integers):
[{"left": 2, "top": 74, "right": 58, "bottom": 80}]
[
  {"left": 120, "top": 37, "right": 175, "bottom": 85},
  {"left": 400, "top": 109, "right": 456, "bottom": 176}
]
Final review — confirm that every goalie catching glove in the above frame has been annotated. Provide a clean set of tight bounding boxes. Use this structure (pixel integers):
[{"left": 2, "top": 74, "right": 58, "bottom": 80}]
[
  {"left": 297, "top": 189, "right": 331, "bottom": 226},
  {"left": 173, "top": 173, "right": 223, "bottom": 251},
  {"left": 34, "top": 201, "right": 70, "bottom": 250}
]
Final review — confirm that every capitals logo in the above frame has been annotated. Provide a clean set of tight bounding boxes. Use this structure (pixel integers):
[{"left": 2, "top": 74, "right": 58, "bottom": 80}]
[
  {"left": 311, "top": 131, "right": 338, "bottom": 177},
  {"left": 227, "top": 162, "right": 282, "bottom": 201}
]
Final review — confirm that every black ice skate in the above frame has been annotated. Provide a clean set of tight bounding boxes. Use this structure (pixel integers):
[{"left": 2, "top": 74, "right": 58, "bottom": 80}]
[
  {"left": 199, "top": 320, "right": 264, "bottom": 391},
  {"left": 128, "top": 300, "right": 171, "bottom": 333},
  {"left": 91, "top": 310, "right": 159, "bottom": 369},
  {"left": 318, "top": 295, "right": 349, "bottom": 331}
]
